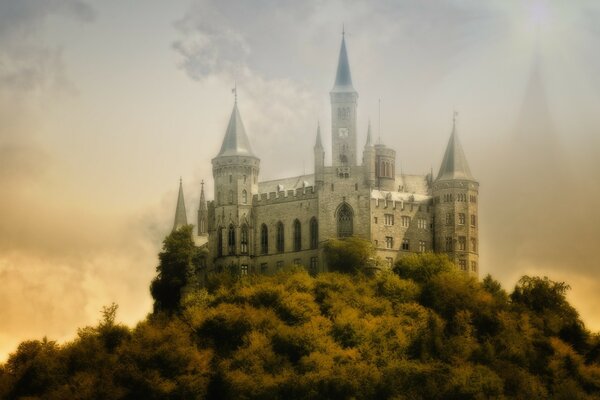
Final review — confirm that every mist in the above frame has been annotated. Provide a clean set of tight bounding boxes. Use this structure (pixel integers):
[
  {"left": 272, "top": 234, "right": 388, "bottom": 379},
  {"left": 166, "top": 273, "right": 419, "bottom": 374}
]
[{"left": 1, "top": 0, "right": 600, "bottom": 361}]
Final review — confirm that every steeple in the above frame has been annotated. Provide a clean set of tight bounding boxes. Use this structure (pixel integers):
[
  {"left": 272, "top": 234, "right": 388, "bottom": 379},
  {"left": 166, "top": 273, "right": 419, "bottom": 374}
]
[
  {"left": 436, "top": 113, "right": 474, "bottom": 181},
  {"left": 173, "top": 178, "right": 188, "bottom": 231},
  {"left": 197, "top": 180, "right": 207, "bottom": 236},
  {"left": 332, "top": 31, "right": 355, "bottom": 92},
  {"left": 217, "top": 101, "right": 256, "bottom": 158},
  {"left": 365, "top": 119, "right": 373, "bottom": 147},
  {"left": 315, "top": 121, "right": 323, "bottom": 149}
]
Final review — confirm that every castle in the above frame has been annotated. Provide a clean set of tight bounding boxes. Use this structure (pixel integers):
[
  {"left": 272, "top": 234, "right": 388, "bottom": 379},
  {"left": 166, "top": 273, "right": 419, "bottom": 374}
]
[{"left": 172, "top": 34, "right": 480, "bottom": 277}]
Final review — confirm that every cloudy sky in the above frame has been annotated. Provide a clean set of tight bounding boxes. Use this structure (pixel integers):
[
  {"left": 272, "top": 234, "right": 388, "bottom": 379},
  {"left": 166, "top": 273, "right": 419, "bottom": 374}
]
[{"left": 1, "top": 0, "right": 600, "bottom": 361}]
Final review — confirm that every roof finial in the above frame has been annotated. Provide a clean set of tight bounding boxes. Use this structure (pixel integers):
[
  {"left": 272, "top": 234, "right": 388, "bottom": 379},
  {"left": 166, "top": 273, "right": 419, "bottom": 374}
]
[
  {"left": 180, "top": 176, "right": 182, "bottom": 185},
  {"left": 378, "top": 98, "right": 382, "bottom": 144},
  {"left": 453, "top": 109, "right": 458, "bottom": 131},
  {"left": 232, "top": 82, "right": 237, "bottom": 104},
  {"left": 342, "top": 23, "right": 345, "bottom": 37},
  {"left": 201, "top": 179, "right": 204, "bottom": 189}
]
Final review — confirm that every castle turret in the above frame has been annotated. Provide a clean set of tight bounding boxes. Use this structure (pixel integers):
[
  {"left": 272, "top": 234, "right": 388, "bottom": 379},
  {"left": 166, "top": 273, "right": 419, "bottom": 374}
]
[
  {"left": 331, "top": 31, "right": 358, "bottom": 168},
  {"left": 173, "top": 178, "right": 188, "bottom": 231},
  {"left": 432, "top": 114, "right": 479, "bottom": 276},
  {"left": 362, "top": 120, "right": 376, "bottom": 187},
  {"left": 314, "top": 122, "right": 325, "bottom": 187},
  {"left": 197, "top": 180, "right": 207, "bottom": 236},
  {"left": 211, "top": 97, "right": 259, "bottom": 269},
  {"left": 374, "top": 139, "right": 396, "bottom": 191}
]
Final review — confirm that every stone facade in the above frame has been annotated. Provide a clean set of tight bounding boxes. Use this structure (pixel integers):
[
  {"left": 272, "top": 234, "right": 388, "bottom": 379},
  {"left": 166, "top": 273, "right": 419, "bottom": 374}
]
[{"left": 175, "top": 34, "right": 480, "bottom": 278}]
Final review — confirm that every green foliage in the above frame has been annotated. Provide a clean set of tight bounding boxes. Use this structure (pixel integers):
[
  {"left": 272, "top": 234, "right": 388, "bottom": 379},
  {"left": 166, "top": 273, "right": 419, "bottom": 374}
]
[
  {"left": 2, "top": 254, "right": 600, "bottom": 399},
  {"left": 323, "top": 236, "right": 375, "bottom": 274},
  {"left": 393, "top": 252, "right": 456, "bottom": 284},
  {"left": 150, "top": 225, "right": 197, "bottom": 314}
]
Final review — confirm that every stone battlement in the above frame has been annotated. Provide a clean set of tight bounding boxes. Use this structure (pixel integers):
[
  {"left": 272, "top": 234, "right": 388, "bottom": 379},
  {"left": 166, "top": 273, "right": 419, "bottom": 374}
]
[{"left": 252, "top": 186, "right": 317, "bottom": 205}]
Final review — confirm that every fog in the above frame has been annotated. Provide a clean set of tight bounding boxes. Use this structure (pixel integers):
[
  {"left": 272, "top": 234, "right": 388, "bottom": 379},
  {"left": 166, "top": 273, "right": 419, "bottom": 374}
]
[{"left": 1, "top": 0, "right": 600, "bottom": 361}]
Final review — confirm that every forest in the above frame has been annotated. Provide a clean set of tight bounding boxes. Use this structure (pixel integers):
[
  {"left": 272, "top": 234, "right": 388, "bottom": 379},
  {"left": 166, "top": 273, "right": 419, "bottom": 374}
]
[{"left": 1, "top": 226, "right": 599, "bottom": 399}]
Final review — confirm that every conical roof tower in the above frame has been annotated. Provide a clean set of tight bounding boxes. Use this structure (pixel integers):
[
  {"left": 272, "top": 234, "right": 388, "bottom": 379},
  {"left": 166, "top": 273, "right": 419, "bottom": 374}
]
[{"left": 173, "top": 178, "right": 188, "bottom": 231}]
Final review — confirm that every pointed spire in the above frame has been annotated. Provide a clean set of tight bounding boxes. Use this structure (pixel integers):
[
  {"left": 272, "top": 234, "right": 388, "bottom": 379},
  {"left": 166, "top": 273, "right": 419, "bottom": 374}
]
[
  {"left": 217, "top": 100, "right": 255, "bottom": 157},
  {"left": 198, "top": 180, "right": 206, "bottom": 211},
  {"left": 436, "top": 113, "right": 474, "bottom": 181},
  {"left": 332, "top": 30, "right": 355, "bottom": 92},
  {"left": 365, "top": 119, "right": 373, "bottom": 147},
  {"left": 314, "top": 121, "right": 323, "bottom": 149},
  {"left": 173, "top": 178, "right": 188, "bottom": 231}
]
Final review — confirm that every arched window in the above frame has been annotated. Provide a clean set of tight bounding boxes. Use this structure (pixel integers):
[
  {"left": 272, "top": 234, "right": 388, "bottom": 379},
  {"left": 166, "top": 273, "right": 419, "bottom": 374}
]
[
  {"left": 242, "top": 189, "right": 247, "bottom": 204},
  {"left": 228, "top": 190, "right": 233, "bottom": 204},
  {"left": 218, "top": 191, "right": 222, "bottom": 205},
  {"left": 276, "top": 221, "right": 284, "bottom": 253},
  {"left": 217, "top": 227, "right": 224, "bottom": 257},
  {"left": 240, "top": 224, "right": 249, "bottom": 254},
  {"left": 293, "top": 219, "right": 301, "bottom": 251},
  {"left": 337, "top": 203, "right": 354, "bottom": 237},
  {"left": 310, "top": 217, "right": 318, "bottom": 249},
  {"left": 228, "top": 224, "right": 236, "bottom": 254},
  {"left": 260, "top": 224, "right": 268, "bottom": 254}
]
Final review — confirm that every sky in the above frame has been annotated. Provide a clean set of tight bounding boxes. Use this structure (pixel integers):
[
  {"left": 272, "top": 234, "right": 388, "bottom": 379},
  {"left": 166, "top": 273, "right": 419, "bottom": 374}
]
[{"left": 1, "top": 0, "right": 600, "bottom": 361}]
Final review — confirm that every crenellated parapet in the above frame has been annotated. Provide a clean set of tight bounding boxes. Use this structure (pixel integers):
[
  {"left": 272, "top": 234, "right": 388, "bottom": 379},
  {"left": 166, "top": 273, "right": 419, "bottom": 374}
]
[{"left": 252, "top": 186, "right": 317, "bottom": 205}]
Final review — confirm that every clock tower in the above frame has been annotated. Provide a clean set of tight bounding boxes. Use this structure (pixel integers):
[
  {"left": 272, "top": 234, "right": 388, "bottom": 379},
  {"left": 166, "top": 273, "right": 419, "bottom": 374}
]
[{"left": 331, "top": 32, "right": 358, "bottom": 167}]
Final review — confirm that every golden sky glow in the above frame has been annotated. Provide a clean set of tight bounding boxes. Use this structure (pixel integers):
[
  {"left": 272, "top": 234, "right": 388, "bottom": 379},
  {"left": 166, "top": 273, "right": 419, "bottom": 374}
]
[{"left": 1, "top": 0, "right": 600, "bottom": 361}]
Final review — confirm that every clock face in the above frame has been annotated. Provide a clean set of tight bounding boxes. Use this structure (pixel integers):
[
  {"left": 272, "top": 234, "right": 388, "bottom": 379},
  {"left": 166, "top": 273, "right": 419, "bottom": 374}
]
[{"left": 338, "top": 128, "right": 349, "bottom": 138}]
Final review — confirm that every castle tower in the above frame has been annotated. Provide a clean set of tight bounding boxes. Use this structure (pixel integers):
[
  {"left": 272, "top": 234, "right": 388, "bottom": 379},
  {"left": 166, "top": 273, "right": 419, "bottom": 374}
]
[
  {"left": 374, "top": 141, "right": 396, "bottom": 191},
  {"left": 330, "top": 31, "right": 358, "bottom": 167},
  {"left": 314, "top": 122, "right": 325, "bottom": 187},
  {"left": 173, "top": 178, "right": 188, "bottom": 231},
  {"left": 211, "top": 97, "right": 260, "bottom": 269},
  {"left": 197, "top": 180, "right": 207, "bottom": 236},
  {"left": 432, "top": 114, "right": 479, "bottom": 276},
  {"left": 362, "top": 120, "right": 376, "bottom": 187}
]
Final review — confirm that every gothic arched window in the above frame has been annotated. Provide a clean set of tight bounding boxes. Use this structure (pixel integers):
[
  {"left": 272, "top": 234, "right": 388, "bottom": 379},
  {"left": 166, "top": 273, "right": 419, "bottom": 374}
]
[
  {"left": 276, "top": 221, "right": 284, "bottom": 253},
  {"left": 228, "top": 224, "right": 236, "bottom": 254},
  {"left": 242, "top": 189, "right": 247, "bottom": 204},
  {"left": 337, "top": 203, "right": 354, "bottom": 238},
  {"left": 228, "top": 190, "right": 233, "bottom": 204},
  {"left": 310, "top": 217, "right": 318, "bottom": 249},
  {"left": 260, "top": 224, "right": 268, "bottom": 254},
  {"left": 240, "top": 224, "right": 249, "bottom": 254},
  {"left": 217, "top": 226, "right": 224, "bottom": 257},
  {"left": 293, "top": 219, "right": 301, "bottom": 251}
]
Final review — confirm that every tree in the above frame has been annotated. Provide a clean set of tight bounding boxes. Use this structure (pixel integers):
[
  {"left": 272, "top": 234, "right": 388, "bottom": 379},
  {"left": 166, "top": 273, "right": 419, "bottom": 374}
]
[
  {"left": 151, "top": 225, "right": 197, "bottom": 314},
  {"left": 393, "top": 253, "right": 456, "bottom": 284},
  {"left": 323, "top": 237, "right": 375, "bottom": 274}
]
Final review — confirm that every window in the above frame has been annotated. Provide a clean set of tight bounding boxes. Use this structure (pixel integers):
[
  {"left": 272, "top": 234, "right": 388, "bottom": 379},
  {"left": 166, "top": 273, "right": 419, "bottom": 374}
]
[
  {"left": 242, "top": 190, "right": 247, "bottom": 204},
  {"left": 229, "top": 175, "right": 232, "bottom": 183},
  {"left": 331, "top": 183, "right": 334, "bottom": 191},
  {"left": 374, "top": 217, "right": 378, "bottom": 224},
  {"left": 337, "top": 203, "right": 353, "bottom": 237},
  {"left": 240, "top": 264, "right": 248, "bottom": 276},
  {"left": 401, "top": 216, "right": 410, "bottom": 228},
  {"left": 217, "top": 227, "right": 224, "bottom": 257},
  {"left": 240, "top": 224, "right": 249, "bottom": 254},
  {"left": 310, "top": 218, "right": 318, "bottom": 249},
  {"left": 386, "top": 257, "right": 394, "bottom": 268},
  {"left": 417, "top": 218, "right": 427, "bottom": 229},
  {"left": 459, "top": 260, "right": 467, "bottom": 271},
  {"left": 419, "top": 240, "right": 426, "bottom": 252},
  {"left": 385, "top": 236, "right": 393, "bottom": 249},
  {"left": 261, "top": 224, "right": 268, "bottom": 254},
  {"left": 458, "top": 236, "right": 466, "bottom": 251},
  {"left": 276, "top": 261, "right": 283, "bottom": 270},
  {"left": 374, "top": 240, "right": 378, "bottom": 247},
  {"left": 402, "top": 239, "right": 410, "bottom": 250},
  {"left": 471, "top": 261, "right": 477, "bottom": 272},
  {"left": 355, "top": 183, "right": 358, "bottom": 191},
  {"left": 260, "top": 263, "right": 268, "bottom": 273},
  {"left": 384, "top": 214, "right": 394, "bottom": 226},
  {"left": 471, "top": 238, "right": 477, "bottom": 252},
  {"left": 243, "top": 175, "right": 247, "bottom": 183},
  {"left": 458, "top": 213, "right": 465, "bottom": 225},
  {"left": 310, "top": 257, "right": 318, "bottom": 273},
  {"left": 471, "top": 215, "right": 477, "bottom": 227},
  {"left": 470, "top": 195, "right": 477, "bottom": 203},
  {"left": 293, "top": 258, "right": 301, "bottom": 266},
  {"left": 228, "top": 190, "right": 233, "bottom": 204},
  {"left": 228, "top": 224, "right": 236, "bottom": 254},
  {"left": 293, "top": 219, "right": 302, "bottom": 251},
  {"left": 276, "top": 222, "right": 284, "bottom": 253},
  {"left": 445, "top": 236, "right": 453, "bottom": 251},
  {"left": 446, "top": 213, "right": 453, "bottom": 225}
]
